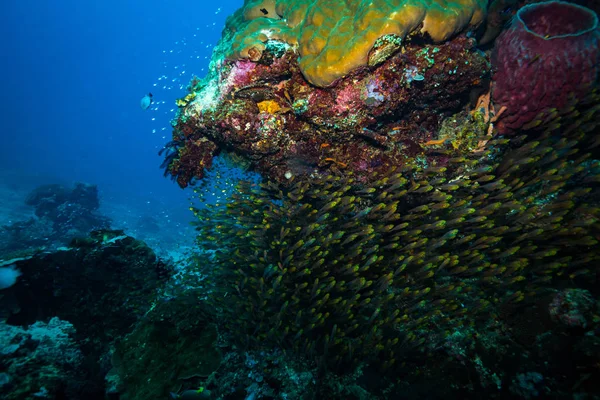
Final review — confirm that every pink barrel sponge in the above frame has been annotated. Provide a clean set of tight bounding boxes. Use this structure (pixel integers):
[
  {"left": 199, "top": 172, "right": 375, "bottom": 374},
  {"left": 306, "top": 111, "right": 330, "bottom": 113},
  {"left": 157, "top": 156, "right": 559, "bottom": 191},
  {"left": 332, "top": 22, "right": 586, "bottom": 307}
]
[{"left": 491, "top": 1, "right": 600, "bottom": 134}]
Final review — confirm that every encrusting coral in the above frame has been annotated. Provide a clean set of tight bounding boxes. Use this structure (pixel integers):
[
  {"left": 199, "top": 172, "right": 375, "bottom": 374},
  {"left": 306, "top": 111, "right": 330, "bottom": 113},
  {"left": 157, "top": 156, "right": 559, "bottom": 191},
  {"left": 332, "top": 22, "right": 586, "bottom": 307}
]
[
  {"left": 224, "top": 0, "right": 488, "bottom": 87},
  {"left": 166, "top": 33, "right": 490, "bottom": 187}
]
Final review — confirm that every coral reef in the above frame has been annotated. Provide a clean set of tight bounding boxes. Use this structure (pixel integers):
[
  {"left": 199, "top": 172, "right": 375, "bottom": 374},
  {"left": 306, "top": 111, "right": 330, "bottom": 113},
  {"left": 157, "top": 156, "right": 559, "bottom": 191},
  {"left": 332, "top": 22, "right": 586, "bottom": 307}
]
[
  {"left": 25, "top": 183, "right": 105, "bottom": 230},
  {"left": 4, "top": 2, "right": 595, "bottom": 400},
  {"left": 491, "top": 1, "right": 600, "bottom": 133},
  {"left": 165, "top": 34, "right": 490, "bottom": 187},
  {"left": 0, "top": 183, "right": 111, "bottom": 256},
  {"left": 3, "top": 230, "right": 172, "bottom": 338},
  {"left": 0, "top": 230, "right": 174, "bottom": 398},
  {"left": 151, "top": 2, "right": 600, "bottom": 398},
  {"left": 0, "top": 218, "right": 54, "bottom": 255}
]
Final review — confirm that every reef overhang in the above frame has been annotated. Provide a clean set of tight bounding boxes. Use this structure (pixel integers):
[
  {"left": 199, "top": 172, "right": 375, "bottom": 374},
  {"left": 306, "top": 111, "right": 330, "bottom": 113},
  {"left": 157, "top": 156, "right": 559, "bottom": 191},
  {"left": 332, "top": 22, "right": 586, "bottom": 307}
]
[{"left": 163, "top": 1, "right": 493, "bottom": 188}]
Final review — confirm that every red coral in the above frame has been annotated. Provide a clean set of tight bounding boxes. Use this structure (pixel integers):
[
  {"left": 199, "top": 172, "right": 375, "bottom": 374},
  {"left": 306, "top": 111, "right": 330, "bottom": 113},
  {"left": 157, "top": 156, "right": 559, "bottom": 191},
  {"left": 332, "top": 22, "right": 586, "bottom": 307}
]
[{"left": 492, "top": 1, "right": 600, "bottom": 134}]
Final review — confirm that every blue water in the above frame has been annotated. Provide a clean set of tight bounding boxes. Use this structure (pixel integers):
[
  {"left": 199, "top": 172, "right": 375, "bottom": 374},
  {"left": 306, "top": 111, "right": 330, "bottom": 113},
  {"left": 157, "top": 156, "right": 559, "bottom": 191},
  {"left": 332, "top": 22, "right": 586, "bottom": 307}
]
[{"left": 1, "top": 0, "right": 241, "bottom": 254}]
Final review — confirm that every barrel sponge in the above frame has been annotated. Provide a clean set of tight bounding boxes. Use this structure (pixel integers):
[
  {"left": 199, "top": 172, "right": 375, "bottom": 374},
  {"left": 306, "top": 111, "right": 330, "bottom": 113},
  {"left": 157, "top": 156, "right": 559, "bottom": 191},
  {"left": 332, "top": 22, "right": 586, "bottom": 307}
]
[{"left": 224, "top": 0, "right": 488, "bottom": 87}]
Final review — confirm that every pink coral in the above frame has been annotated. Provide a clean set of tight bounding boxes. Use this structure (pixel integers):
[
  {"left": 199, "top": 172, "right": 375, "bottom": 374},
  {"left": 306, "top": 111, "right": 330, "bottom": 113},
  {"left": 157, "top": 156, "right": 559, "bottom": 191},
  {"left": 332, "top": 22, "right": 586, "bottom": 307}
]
[{"left": 491, "top": 1, "right": 600, "bottom": 134}]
